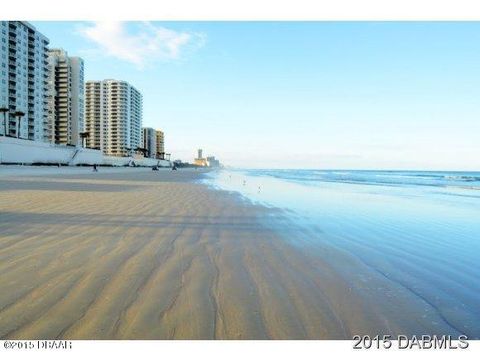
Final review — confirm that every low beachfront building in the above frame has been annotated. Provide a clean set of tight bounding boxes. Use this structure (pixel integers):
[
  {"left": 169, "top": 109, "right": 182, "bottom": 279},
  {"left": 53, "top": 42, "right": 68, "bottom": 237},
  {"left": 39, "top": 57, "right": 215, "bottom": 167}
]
[{"left": 85, "top": 79, "right": 142, "bottom": 156}]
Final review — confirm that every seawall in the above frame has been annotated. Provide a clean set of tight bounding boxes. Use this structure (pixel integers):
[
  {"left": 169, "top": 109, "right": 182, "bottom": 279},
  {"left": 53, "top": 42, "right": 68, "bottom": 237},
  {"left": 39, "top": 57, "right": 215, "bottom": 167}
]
[{"left": 0, "top": 137, "right": 170, "bottom": 167}]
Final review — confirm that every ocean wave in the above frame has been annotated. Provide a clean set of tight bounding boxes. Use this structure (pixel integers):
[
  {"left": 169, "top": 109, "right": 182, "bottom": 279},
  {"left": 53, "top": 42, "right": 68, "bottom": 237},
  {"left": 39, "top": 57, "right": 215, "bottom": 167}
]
[{"left": 243, "top": 169, "right": 480, "bottom": 189}]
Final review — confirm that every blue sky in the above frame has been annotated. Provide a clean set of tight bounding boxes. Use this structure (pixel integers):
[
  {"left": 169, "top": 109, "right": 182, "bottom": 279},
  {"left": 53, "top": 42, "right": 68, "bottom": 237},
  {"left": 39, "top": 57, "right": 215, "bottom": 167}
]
[{"left": 33, "top": 21, "right": 480, "bottom": 170}]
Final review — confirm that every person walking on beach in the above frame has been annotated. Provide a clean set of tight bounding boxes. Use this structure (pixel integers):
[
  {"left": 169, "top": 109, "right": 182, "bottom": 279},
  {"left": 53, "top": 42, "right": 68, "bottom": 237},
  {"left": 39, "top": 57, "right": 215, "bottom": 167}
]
[{"left": 93, "top": 164, "right": 98, "bottom": 172}]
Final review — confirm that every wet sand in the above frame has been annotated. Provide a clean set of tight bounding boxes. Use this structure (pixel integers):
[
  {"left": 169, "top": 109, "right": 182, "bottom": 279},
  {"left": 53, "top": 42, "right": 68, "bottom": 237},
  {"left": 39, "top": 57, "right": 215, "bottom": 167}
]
[{"left": 0, "top": 167, "right": 461, "bottom": 339}]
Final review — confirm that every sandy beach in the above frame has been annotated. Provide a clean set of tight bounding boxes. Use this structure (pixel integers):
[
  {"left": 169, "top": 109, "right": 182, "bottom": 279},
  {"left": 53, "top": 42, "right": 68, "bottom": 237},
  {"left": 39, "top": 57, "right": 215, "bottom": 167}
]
[{"left": 0, "top": 166, "right": 462, "bottom": 339}]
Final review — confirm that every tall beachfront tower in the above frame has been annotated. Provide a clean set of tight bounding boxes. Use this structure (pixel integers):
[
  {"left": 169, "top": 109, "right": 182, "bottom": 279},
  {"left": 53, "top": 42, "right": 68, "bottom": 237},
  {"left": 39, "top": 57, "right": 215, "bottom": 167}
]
[
  {"left": 46, "top": 49, "right": 84, "bottom": 146},
  {"left": 142, "top": 127, "right": 157, "bottom": 158},
  {"left": 156, "top": 129, "right": 165, "bottom": 159},
  {"left": 0, "top": 21, "right": 49, "bottom": 141},
  {"left": 85, "top": 79, "right": 143, "bottom": 156},
  {"left": 194, "top": 148, "right": 208, "bottom": 166}
]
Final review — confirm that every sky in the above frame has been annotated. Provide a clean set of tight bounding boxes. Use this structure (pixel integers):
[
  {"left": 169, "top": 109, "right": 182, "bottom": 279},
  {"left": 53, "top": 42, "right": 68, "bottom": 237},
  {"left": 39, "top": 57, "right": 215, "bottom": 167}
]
[{"left": 32, "top": 21, "right": 480, "bottom": 170}]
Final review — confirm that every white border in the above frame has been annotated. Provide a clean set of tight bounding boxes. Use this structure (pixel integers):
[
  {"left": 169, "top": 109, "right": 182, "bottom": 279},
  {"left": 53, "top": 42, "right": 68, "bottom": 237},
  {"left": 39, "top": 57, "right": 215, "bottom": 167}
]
[
  {"left": 2, "top": 0, "right": 480, "bottom": 360},
  {"left": 2, "top": 0, "right": 480, "bottom": 20},
  {"left": 1, "top": 340, "right": 479, "bottom": 361}
]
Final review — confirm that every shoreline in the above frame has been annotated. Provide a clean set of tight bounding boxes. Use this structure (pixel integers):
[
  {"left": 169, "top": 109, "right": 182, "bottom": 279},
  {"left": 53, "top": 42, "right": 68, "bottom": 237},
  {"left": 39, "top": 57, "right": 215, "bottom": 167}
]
[
  {"left": 0, "top": 166, "right": 463, "bottom": 339},
  {"left": 0, "top": 164, "right": 176, "bottom": 178}
]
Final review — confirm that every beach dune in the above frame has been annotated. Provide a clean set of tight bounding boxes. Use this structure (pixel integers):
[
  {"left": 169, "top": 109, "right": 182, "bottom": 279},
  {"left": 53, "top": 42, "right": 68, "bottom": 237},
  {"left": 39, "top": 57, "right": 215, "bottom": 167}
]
[{"left": 0, "top": 167, "right": 459, "bottom": 339}]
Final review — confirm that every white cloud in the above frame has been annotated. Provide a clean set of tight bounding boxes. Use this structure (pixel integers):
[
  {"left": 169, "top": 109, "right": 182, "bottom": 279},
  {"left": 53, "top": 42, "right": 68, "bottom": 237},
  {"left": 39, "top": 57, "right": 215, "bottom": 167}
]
[{"left": 78, "top": 21, "right": 205, "bottom": 68}]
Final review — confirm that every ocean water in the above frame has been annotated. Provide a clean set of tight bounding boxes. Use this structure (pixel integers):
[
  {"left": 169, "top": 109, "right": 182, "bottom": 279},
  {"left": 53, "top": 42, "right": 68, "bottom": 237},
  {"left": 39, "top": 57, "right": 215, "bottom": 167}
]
[{"left": 203, "top": 169, "right": 480, "bottom": 338}]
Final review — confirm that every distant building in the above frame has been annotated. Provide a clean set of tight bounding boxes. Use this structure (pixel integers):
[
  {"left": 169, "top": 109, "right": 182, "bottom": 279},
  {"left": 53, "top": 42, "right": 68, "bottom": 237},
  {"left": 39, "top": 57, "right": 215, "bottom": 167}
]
[
  {"left": 194, "top": 148, "right": 208, "bottom": 167},
  {"left": 207, "top": 156, "right": 220, "bottom": 168},
  {"left": 156, "top": 130, "right": 164, "bottom": 159},
  {"left": 0, "top": 21, "right": 49, "bottom": 141},
  {"left": 142, "top": 127, "right": 156, "bottom": 158},
  {"left": 47, "top": 48, "right": 84, "bottom": 146},
  {"left": 85, "top": 79, "right": 142, "bottom": 156}
]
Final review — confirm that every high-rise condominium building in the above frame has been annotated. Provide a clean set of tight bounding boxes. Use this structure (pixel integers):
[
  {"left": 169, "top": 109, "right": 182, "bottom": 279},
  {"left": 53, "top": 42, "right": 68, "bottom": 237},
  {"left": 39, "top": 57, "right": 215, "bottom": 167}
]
[
  {"left": 47, "top": 48, "right": 84, "bottom": 146},
  {"left": 156, "top": 129, "right": 165, "bottom": 159},
  {"left": 142, "top": 127, "right": 157, "bottom": 158},
  {"left": 85, "top": 79, "right": 142, "bottom": 156},
  {"left": 0, "top": 21, "right": 49, "bottom": 140}
]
